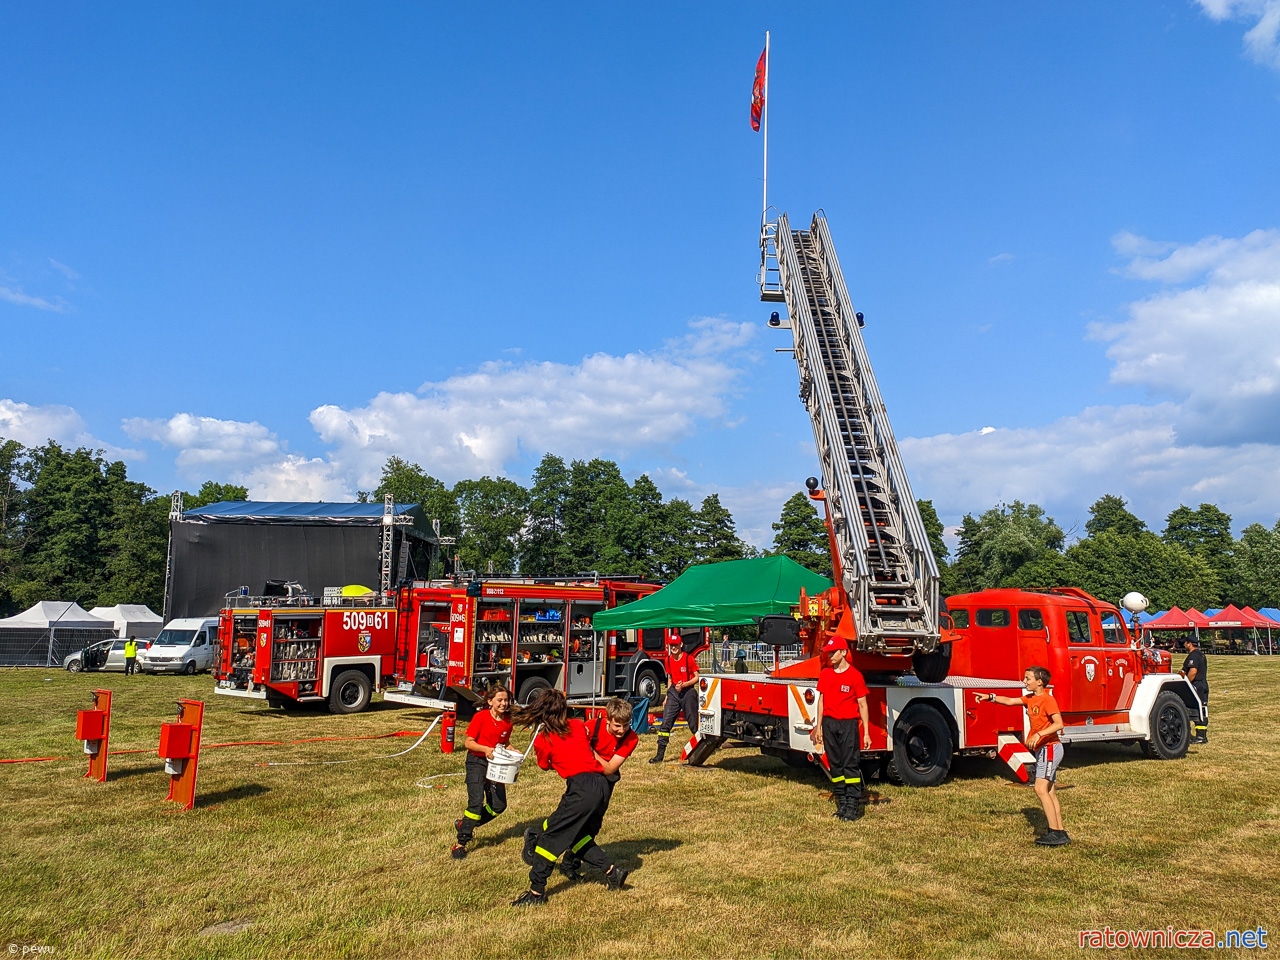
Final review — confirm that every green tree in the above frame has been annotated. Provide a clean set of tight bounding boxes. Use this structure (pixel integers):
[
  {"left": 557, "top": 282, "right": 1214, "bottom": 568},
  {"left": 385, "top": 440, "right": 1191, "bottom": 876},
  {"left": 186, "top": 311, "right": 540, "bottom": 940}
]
[
  {"left": 521, "top": 454, "right": 572, "bottom": 576},
  {"left": 99, "top": 462, "right": 168, "bottom": 608},
  {"left": 1231, "top": 521, "right": 1280, "bottom": 609},
  {"left": 694, "top": 494, "right": 745, "bottom": 565},
  {"left": 184, "top": 480, "right": 248, "bottom": 510},
  {"left": 372, "top": 457, "right": 459, "bottom": 576},
  {"left": 653, "top": 498, "right": 698, "bottom": 579},
  {"left": 0, "top": 439, "right": 28, "bottom": 615},
  {"left": 917, "top": 498, "right": 949, "bottom": 569},
  {"left": 771, "top": 491, "right": 831, "bottom": 577},
  {"left": 561, "top": 459, "right": 635, "bottom": 576},
  {"left": 1065, "top": 530, "right": 1220, "bottom": 610},
  {"left": 453, "top": 476, "right": 529, "bottom": 575},
  {"left": 947, "top": 501, "right": 1064, "bottom": 593},
  {"left": 1085, "top": 494, "right": 1147, "bottom": 538},
  {"left": 1162, "top": 503, "right": 1233, "bottom": 598},
  {"left": 623, "top": 474, "right": 667, "bottom": 580}
]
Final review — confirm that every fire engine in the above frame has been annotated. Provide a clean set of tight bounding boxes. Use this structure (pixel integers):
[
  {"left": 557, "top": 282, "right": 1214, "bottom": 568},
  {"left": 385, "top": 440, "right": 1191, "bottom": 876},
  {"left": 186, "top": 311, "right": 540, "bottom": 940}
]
[
  {"left": 214, "top": 577, "right": 701, "bottom": 719},
  {"left": 687, "top": 213, "right": 1206, "bottom": 783}
]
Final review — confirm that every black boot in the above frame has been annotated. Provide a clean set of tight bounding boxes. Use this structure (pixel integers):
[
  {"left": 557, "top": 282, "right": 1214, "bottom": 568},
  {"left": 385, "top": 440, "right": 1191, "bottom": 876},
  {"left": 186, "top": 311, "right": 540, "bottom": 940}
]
[
  {"left": 831, "top": 784, "right": 847, "bottom": 818},
  {"left": 649, "top": 738, "right": 668, "bottom": 764},
  {"left": 840, "top": 795, "right": 864, "bottom": 821}
]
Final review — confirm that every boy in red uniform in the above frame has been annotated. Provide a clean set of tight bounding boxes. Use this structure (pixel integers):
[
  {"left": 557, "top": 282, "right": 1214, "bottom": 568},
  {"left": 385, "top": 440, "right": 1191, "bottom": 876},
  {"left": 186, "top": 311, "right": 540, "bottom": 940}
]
[
  {"left": 983, "top": 665, "right": 1068, "bottom": 846},
  {"left": 451, "top": 684, "right": 513, "bottom": 859},
  {"left": 511, "top": 689, "right": 627, "bottom": 906},
  {"left": 650, "top": 634, "right": 700, "bottom": 763},
  {"left": 810, "top": 636, "right": 871, "bottom": 821},
  {"left": 560, "top": 697, "right": 638, "bottom": 882}
]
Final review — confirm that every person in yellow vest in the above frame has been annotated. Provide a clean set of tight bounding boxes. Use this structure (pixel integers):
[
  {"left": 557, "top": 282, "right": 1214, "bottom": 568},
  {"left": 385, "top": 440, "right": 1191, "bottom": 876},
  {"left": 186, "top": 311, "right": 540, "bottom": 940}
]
[{"left": 123, "top": 636, "right": 138, "bottom": 676}]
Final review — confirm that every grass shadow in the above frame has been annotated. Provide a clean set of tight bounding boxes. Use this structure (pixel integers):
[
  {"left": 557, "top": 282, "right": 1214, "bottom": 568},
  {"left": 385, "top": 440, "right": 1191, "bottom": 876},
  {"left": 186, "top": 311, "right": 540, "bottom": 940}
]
[
  {"left": 1020, "top": 806, "right": 1047, "bottom": 832},
  {"left": 197, "top": 783, "right": 270, "bottom": 808},
  {"left": 107, "top": 763, "right": 167, "bottom": 780}
]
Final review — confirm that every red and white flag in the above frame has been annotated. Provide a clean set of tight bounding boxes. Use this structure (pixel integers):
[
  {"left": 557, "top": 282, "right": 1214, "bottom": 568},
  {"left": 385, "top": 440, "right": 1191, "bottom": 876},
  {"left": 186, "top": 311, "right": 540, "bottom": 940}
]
[{"left": 750, "top": 46, "right": 766, "bottom": 131}]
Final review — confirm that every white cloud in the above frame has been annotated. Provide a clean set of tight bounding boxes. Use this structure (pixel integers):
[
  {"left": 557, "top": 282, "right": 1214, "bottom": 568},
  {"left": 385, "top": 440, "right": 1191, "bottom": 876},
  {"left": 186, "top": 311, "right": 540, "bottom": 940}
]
[
  {"left": 0, "top": 398, "right": 137, "bottom": 459},
  {"left": 310, "top": 317, "right": 756, "bottom": 491},
  {"left": 1092, "top": 229, "right": 1280, "bottom": 445},
  {"left": 124, "top": 413, "right": 282, "bottom": 472},
  {"left": 239, "top": 456, "right": 353, "bottom": 502},
  {"left": 1193, "top": 0, "right": 1280, "bottom": 70},
  {"left": 48, "top": 259, "right": 79, "bottom": 281},
  {"left": 0, "top": 285, "right": 68, "bottom": 312}
]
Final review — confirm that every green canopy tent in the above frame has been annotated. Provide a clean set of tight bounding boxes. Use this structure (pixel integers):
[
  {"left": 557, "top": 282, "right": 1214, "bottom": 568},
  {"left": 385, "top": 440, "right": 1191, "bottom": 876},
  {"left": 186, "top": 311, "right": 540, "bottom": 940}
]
[{"left": 591, "top": 555, "right": 833, "bottom": 630}]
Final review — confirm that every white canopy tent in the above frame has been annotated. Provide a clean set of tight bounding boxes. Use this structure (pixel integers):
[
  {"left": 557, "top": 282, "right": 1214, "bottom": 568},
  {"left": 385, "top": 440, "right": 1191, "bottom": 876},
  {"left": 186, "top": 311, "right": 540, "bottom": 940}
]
[
  {"left": 0, "top": 602, "right": 117, "bottom": 666},
  {"left": 89, "top": 604, "right": 164, "bottom": 639}
]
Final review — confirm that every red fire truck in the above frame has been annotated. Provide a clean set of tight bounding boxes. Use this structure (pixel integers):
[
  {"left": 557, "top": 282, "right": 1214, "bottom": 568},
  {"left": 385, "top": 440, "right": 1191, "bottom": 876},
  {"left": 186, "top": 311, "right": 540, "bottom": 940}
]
[
  {"left": 687, "top": 213, "right": 1205, "bottom": 782},
  {"left": 213, "top": 577, "right": 699, "bottom": 716}
]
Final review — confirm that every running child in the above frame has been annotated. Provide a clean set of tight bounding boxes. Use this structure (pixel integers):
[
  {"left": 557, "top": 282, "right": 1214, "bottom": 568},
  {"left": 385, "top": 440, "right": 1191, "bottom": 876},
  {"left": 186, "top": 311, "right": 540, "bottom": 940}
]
[
  {"left": 982, "top": 666, "right": 1068, "bottom": 846},
  {"left": 510, "top": 689, "right": 627, "bottom": 906},
  {"left": 560, "top": 697, "right": 638, "bottom": 882},
  {"left": 451, "top": 683, "right": 513, "bottom": 859}
]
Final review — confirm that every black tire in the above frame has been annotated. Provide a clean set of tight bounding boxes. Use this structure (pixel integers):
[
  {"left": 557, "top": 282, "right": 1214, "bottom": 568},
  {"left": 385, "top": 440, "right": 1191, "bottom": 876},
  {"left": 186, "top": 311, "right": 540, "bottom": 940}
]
[
  {"left": 328, "top": 669, "right": 372, "bottom": 714},
  {"left": 183, "top": 661, "right": 197, "bottom": 676},
  {"left": 67, "top": 659, "right": 83, "bottom": 673},
  {"left": 1145, "top": 690, "right": 1190, "bottom": 760},
  {"left": 886, "top": 703, "right": 952, "bottom": 787},
  {"left": 912, "top": 642, "right": 952, "bottom": 684},
  {"left": 633, "top": 667, "right": 662, "bottom": 702},
  {"left": 516, "top": 676, "right": 552, "bottom": 706}
]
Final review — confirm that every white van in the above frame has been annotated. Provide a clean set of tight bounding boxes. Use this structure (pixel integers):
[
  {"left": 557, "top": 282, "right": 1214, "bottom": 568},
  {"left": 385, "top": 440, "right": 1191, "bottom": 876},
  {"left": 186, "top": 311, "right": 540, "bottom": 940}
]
[{"left": 138, "top": 618, "right": 219, "bottom": 675}]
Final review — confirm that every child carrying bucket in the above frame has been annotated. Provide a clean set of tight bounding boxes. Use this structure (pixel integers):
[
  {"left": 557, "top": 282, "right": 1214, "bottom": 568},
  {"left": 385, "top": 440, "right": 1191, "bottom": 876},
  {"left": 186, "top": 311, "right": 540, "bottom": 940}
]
[
  {"left": 451, "top": 684, "right": 513, "bottom": 859},
  {"left": 510, "top": 689, "right": 627, "bottom": 906}
]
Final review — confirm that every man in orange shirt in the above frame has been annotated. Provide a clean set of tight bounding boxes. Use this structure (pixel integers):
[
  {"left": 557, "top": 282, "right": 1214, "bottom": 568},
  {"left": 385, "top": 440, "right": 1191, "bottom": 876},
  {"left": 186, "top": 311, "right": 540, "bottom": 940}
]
[{"left": 983, "top": 665, "right": 1068, "bottom": 846}]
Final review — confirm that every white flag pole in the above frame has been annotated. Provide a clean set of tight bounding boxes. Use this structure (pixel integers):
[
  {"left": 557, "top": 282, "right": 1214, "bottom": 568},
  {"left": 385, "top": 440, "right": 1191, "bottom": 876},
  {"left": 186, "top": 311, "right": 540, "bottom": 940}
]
[{"left": 761, "top": 30, "right": 770, "bottom": 225}]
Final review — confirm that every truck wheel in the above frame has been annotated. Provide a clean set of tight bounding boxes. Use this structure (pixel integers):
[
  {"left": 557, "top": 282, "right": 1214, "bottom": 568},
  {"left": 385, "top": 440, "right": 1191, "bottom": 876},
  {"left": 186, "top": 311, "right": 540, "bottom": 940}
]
[
  {"left": 516, "top": 676, "right": 552, "bottom": 706},
  {"left": 183, "top": 661, "right": 197, "bottom": 676},
  {"left": 912, "top": 642, "right": 951, "bottom": 684},
  {"left": 887, "top": 703, "right": 952, "bottom": 787},
  {"left": 67, "top": 658, "right": 83, "bottom": 673},
  {"left": 1143, "top": 691, "right": 1190, "bottom": 760},
  {"left": 329, "top": 670, "right": 372, "bottom": 714},
  {"left": 633, "top": 667, "right": 662, "bottom": 702}
]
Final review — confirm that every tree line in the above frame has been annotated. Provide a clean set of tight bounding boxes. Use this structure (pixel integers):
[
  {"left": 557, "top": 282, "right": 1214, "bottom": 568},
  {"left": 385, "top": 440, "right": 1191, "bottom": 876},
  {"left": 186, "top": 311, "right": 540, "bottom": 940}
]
[{"left": 3, "top": 434, "right": 1276, "bottom": 617}]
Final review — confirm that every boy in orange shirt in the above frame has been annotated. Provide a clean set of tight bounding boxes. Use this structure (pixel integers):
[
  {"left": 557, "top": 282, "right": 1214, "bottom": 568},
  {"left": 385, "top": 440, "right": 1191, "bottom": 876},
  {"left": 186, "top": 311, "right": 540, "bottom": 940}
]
[{"left": 983, "top": 665, "right": 1068, "bottom": 846}]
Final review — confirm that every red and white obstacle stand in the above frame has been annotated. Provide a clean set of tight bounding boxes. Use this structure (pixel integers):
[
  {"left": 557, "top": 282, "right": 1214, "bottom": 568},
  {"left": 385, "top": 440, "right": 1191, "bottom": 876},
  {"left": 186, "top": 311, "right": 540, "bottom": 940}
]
[
  {"left": 76, "top": 688, "right": 113, "bottom": 783},
  {"left": 997, "top": 734, "right": 1036, "bottom": 783},
  {"left": 158, "top": 698, "right": 205, "bottom": 810}
]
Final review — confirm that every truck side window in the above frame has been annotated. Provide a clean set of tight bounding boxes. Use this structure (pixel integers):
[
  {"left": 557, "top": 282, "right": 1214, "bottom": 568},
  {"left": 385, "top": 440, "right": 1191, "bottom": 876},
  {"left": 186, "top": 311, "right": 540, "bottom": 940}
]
[
  {"left": 1101, "top": 613, "right": 1128, "bottom": 644},
  {"left": 948, "top": 609, "right": 969, "bottom": 629},
  {"left": 975, "top": 609, "right": 1010, "bottom": 628},
  {"left": 641, "top": 629, "right": 666, "bottom": 652},
  {"left": 1066, "top": 610, "right": 1092, "bottom": 643},
  {"left": 1017, "top": 609, "right": 1045, "bottom": 631}
]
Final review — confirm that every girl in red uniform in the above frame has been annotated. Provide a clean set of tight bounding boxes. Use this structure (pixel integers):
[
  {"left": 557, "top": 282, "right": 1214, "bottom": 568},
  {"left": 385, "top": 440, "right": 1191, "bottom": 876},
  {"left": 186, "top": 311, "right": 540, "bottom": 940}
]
[
  {"left": 560, "top": 697, "right": 638, "bottom": 882},
  {"left": 451, "top": 684, "right": 513, "bottom": 859},
  {"left": 510, "top": 689, "right": 627, "bottom": 906}
]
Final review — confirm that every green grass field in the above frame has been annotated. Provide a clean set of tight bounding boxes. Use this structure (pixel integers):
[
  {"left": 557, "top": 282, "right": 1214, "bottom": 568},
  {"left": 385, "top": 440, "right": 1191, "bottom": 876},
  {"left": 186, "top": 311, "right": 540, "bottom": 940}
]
[{"left": 1, "top": 658, "right": 1277, "bottom": 959}]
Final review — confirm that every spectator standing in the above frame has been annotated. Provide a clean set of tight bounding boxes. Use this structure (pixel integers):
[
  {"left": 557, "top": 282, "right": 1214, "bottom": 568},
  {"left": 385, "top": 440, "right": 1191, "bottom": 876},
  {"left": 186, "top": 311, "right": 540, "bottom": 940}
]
[{"left": 1180, "top": 637, "right": 1209, "bottom": 743}]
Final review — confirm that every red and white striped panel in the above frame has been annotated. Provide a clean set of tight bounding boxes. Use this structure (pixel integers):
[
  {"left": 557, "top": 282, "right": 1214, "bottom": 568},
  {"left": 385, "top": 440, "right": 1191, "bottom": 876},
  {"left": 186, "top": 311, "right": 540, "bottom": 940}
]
[
  {"left": 680, "top": 730, "right": 702, "bottom": 761},
  {"left": 997, "top": 734, "right": 1035, "bottom": 783}
]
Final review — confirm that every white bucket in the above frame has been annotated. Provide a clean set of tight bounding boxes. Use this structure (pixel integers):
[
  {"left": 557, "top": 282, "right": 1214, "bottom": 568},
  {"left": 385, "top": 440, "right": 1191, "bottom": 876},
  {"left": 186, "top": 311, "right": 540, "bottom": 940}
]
[{"left": 486, "top": 746, "right": 526, "bottom": 784}]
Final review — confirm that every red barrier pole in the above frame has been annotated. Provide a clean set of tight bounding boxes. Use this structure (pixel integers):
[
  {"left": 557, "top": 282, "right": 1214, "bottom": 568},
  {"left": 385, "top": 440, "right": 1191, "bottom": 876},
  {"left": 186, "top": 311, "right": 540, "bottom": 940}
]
[{"left": 75, "top": 689, "right": 112, "bottom": 783}]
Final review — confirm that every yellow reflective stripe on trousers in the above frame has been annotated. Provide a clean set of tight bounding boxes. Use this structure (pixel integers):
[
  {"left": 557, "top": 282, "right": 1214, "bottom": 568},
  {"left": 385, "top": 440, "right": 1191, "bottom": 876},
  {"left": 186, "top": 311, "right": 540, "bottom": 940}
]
[
  {"left": 463, "top": 810, "right": 482, "bottom": 820},
  {"left": 657, "top": 732, "right": 671, "bottom": 738},
  {"left": 484, "top": 804, "right": 497, "bottom": 816},
  {"left": 830, "top": 775, "right": 845, "bottom": 783},
  {"left": 534, "top": 846, "right": 558, "bottom": 862},
  {"left": 847, "top": 777, "right": 861, "bottom": 784},
  {"left": 571, "top": 835, "right": 592, "bottom": 853}
]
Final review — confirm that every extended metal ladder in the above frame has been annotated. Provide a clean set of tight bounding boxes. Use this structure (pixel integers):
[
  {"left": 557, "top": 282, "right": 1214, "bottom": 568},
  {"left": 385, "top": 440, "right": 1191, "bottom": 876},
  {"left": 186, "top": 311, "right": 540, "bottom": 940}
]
[{"left": 767, "top": 213, "right": 941, "bottom": 655}]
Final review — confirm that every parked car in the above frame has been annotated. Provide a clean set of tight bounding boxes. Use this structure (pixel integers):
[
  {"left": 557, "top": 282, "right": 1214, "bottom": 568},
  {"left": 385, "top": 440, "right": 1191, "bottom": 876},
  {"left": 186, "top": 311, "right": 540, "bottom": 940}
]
[
  {"left": 138, "top": 618, "right": 219, "bottom": 675},
  {"left": 64, "top": 638, "right": 150, "bottom": 673}
]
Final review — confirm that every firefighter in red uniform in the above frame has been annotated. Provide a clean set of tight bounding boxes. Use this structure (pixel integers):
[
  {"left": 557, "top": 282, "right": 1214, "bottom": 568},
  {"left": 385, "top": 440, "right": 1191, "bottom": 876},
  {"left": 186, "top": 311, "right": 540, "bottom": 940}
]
[
  {"left": 512, "top": 689, "right": 628, "bottom": 906},
  {"left": 810, "top": 637, "right": 871, "bottom": 821},
  {"left": 649, "top": 633, "right": 700, "bottom": 763},
  {"left": 451, "top": 684, "right": 513, "bottom": 859},
  {"left": 560, "top": 697, "right": 638, "bottom": 882}
]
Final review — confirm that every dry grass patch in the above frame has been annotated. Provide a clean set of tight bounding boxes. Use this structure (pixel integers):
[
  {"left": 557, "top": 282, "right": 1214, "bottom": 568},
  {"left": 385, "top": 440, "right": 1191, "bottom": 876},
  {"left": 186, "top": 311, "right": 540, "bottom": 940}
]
[{"left": 1, "top": 658, "right": 1277, "bottom": 959}]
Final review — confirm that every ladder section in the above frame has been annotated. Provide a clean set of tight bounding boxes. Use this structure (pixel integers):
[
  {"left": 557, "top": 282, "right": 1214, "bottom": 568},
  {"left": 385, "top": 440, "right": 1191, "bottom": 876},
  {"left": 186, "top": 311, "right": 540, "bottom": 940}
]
[{"left": 774, "top": 213, "right": 940, "bottom": 654}]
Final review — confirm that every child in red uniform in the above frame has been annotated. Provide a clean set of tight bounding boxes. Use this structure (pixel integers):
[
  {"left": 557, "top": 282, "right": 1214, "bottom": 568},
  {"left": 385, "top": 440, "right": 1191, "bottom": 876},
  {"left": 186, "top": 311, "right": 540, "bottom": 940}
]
[
  {"left": 650, "top": 635, "right": 700, "bottom": 763},
  {"left": 451, "top": 684, "right": 513, "bottom": 859},
  {"left": 511, "top": 689, "right": 627, "bottom": 906},
  {"left": 560, "top": 697, "right": 638, "bottom": 882},
  {"left": 983, "top": 665, "right": 1068, "bottom": 846},
  {"left": 810, "top": 637, "right": 871, "bottom": 821}
]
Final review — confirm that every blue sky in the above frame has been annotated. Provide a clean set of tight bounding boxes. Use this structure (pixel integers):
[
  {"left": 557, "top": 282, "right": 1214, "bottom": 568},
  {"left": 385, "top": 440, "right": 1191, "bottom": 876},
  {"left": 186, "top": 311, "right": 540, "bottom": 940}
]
[{"left": 3, "top": 2, "right": 1280, "bottom": 547}]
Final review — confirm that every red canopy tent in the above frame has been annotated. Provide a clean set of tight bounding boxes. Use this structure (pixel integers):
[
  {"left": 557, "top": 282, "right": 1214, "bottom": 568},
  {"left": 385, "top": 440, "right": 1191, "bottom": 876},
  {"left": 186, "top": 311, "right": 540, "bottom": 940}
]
[
  {"left": 1207, "top": 604, "right": 1272, "bottom": 629},
  {"left": 1143, "top": 606, "right": 1211, "bottom": 630}
]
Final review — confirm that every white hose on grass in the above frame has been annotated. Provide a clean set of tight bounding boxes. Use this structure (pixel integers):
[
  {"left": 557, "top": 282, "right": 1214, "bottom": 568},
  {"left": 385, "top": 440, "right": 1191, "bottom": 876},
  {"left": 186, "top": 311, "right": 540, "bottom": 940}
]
[{"left": 262, "top": 713, "right": 443, "bottom": 767}]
